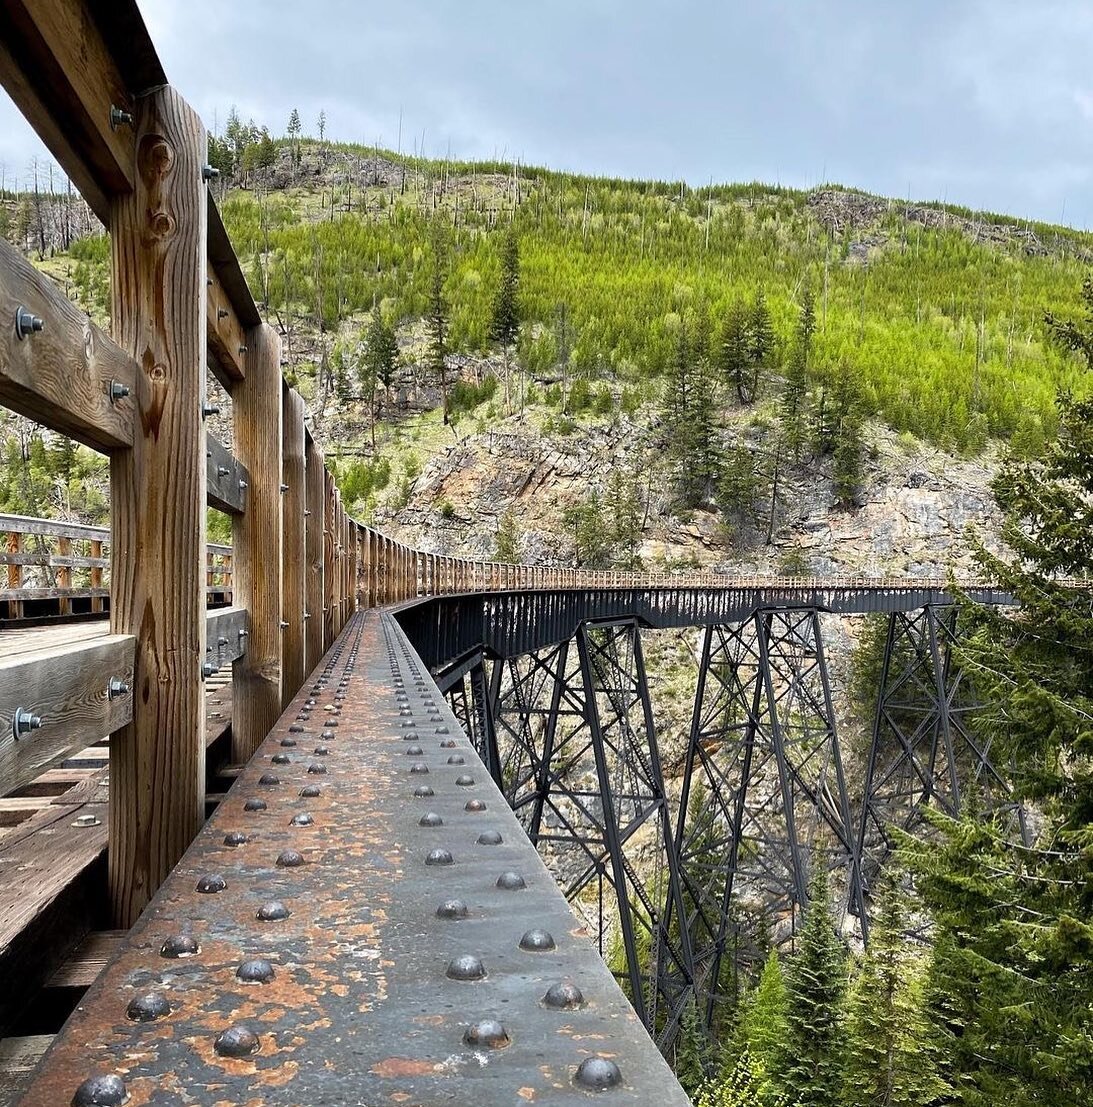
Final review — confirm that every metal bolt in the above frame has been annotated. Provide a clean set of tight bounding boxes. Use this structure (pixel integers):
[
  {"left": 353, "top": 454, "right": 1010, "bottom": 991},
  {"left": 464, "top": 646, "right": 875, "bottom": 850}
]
[
  {"left": 214, "top": 1026, "right": 259, "bottom": 1058},
  {"left": 243, "top": 798, "right": 267, "bottom": 811},
  {"left": 446, "top": 954, "right": 486, "bottom": 981},
  {"left": 217, "top": 465, "right": 230, "bottom": 477},
  {"left": 465, "top": 799, "right": 487, "bottom": 812},
  {"left": 574, "top": 1058, "right": 622, "bottom": 1092},
  {"left": 419, "top": 812, "right": 443, "bottom": 827},
  {"left": 109, "top": 105, "right": 133, "bottom": 130},
  {"left": 280, "top": 483, "right": 289, "bottom": 493},
  {"left": 543, "top": 981, "right": 585, "bottom": 1010},
  {"left": 223, "top": 831, "right": 249, "bottom": 847},
  {"left": 126, "top": 993, "right": 171, "bottom": 1022},
  {"left": 519, "top": 928, "right": 556, "bottom": 951},
  {"left": 72, "top": 1075, "right": 128, "bottom": 1107},
  {"left": 276, "top": 849, "right": 305, "bottom": 867},
  {"left": 496, "top": 871, "right": 527, "bottom": 891},
  {"left": 300, "top": 784, "right": 322, "bottom": 798},
  {"left": 217, "top": 637, "right": 228, "bottom": 646},
  {"left": 238, "top": 628, "right": 249, "bottom": 637},
  {"left": 160, "top": 934, "right": 199, "bottom": 958},
  {"left": 107, "top": 677, "right": 130, "bottom": 700},
  {"left": 239, "top": 344, "right": 248, "bottom": 354},
  {"left": 201, "top": 400, "right": 220, "bottom": 419},
  {"left": 14, "top": 306, "right": 43, "bottom": 339},
  {"left": 436, "top": 899, "right": 469, "bottom": 920},
  {"left": 463, "top": 1020, "right": 510, "bottom": 1050},
  {"left": 476, "top": 831, "right": 503, "bottom": 846},
  {"left": 12, "top": 708, "right": 42, "bottom": 739},
  {"left": 217, "top": 307, "right": 229, "bottom": 320},
  {"left": 290, "top": 813, "right": 314, "bottom": 826},
  {"left": 413, "top": 784, "right": 434, "bottom": 797},
  {"left": 304, "top": 611, "right": 311, "bottom": 620},
  {"left": 202, "top": 661, "right": 218, "bottom": 677},
  {"left": 447, "top": 754, "right": 466, "bottom": 765},
  {"left": 72, "top": 813, "right": 101, "bottom": 828},
  {"left": 202, "top": 164, "right": 220, "bottom": 181},
  {"left": 107, "top": 379, "right": 130, "bottom": 404},
  {"left": 279, "top": 620, "right": 289, "bottom": 629},
  {"left": 455, "top": 774, "right": 475, "bottom": 786},
  {"left": 196, "top": 874, "right": 227, "bottom": 894},
  {"left": 237, "top": 958, "right": 275, "bottom": 984},
  {"left": 239, "top": 479, "right": 248, "bottom": 490},
  {"left": 256, "top": 900, "right": 290, "bottom": 921},
  {"left": 258, "top": 772, "right": 279, "bottom": 786}
]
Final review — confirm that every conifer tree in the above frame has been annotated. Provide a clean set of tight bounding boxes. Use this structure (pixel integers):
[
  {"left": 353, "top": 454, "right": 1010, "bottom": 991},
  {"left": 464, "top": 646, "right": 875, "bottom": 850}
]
[
  {"left": 747, "top": 291, "right": 775, "bottom": 402},
  {"left": 694, "top": 1047, "right": 769, "bottom": 1107},
  {"left": 842, "top": 876, "right": 948, "bottom": 1107},
  {"left": 493, "top": 509, "right": 521, "bottom": 563},
  {"left": 676, "top": 993, "right": 715, "bottom": 1096},
  {"left": 426, "top": 227, "right": 451, "bottom": 423},
  {"left": 782, "top": 871, "right": 847, "bottom": 1107},
  {"left": 719, "top": 300, "right": 750, "bottom": 403},
  {"left": 489, "top": 227, "right": 521, "bottom": 348},
  {"left": 739, "top": 950, "right": 789, "bottom": 1090},
  {"left": 361, "top": 306, "right": 398, "bottom": 446}
]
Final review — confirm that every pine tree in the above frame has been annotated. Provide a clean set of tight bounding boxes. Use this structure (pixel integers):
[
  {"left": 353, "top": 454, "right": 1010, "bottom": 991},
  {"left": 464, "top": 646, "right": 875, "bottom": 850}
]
[
  {"left": 747, "top": 290, "right": 774, "bottom": 403},
  {"left": 782, "top": 871, "right": 847, "bottom": 1107},
  {"left": 718, "top": 300, "right": 750, "bottom": 403},
  {"left": 426, "top": 227, "right": 451, "bottom": 423},
  {"left": 361, "top": 307, "right": 398, "bottom": 447},
  {"left": 783, "top": 291, "right": 814, "bottom": 461},
  {"left": 287, "top": 108, "right": 301, "bottom": 141},
  {"left": 488, "top": 226, "right": 521, "bottom": 348},
  {"left": 739, "top": 950, "right": 789, "bottom": 1089},
  {"left": 676, "top": 993, "right": 715, "bottom": 1096},
  {"left": 694, "top": 1047, "right": 769, "bottom": 1107},
  {"left": 904, "top": 281, "right": 1093, "bottom": 1107},
  {"left": 493, "top": 509, "right": 521, "bottom": 563},
  {"left": 842, "top": 876, "right": 948, "bottom": 1107}
]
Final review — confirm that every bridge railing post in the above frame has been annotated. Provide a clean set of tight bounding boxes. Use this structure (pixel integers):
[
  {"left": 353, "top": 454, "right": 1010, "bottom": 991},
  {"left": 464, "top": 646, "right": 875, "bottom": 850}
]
[
  {"left": 281, "top": 383, "right": 306, "bottom": 706},
  {"left": 108, "top": 86, "right": 209, "bottom": 926},
  {"left": 305, "top": 431, "right": 325, "bottom": 666}
]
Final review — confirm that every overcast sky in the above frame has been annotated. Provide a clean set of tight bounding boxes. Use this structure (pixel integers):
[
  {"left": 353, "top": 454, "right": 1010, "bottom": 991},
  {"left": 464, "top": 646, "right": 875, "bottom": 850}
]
[{"left": 2, "top": 0, "right": 1092, "bottom": 226}]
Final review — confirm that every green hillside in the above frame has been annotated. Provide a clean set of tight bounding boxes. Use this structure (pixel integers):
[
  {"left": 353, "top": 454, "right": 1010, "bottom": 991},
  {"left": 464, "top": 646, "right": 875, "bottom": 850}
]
[{"left": 218, "top": 139, "right": 1092, "bottom": 452}]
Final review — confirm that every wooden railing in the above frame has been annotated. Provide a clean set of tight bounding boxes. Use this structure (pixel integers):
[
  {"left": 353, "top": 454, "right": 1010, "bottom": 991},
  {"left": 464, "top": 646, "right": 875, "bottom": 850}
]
[{"left": 0, "top": 1, "right": 995, "bottom": 928}]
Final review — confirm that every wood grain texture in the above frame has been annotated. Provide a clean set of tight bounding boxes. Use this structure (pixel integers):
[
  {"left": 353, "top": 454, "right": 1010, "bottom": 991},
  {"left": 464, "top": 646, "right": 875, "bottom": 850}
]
[
  {"left": 304, "top": 431, "right": 325, "bottom": 668},
  {"left": 322, "top": 470, "right": 336, "bottom": 644},
  {"left": 0, "top": 633, "right": 133, "bottom": 794},
  {"left": 281, "top": 385, "right": 306, "bottom": 705},
  {"left": 231, "top": 322, "right": 282, "bottom": 762},
  {"left": 108, "top": 85, "right": 208, "bottom": 927},
  {"left": 205, "top": 431, "right": 249, "bottom": 515},
  {"left": 206, "top": 263, "right": 247, "bottom": 387},
  {"left": 0, "top": 0, "right": 133, "bottom": 222},
  {"left": 0, "top": 240, "right": 136, "bottom": 450}
]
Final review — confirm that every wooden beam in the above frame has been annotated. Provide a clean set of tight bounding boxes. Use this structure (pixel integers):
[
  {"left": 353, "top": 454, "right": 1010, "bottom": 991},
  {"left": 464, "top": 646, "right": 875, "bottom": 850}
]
[
  {"left": 0, "top": 631, "right": 134, "bottom": 796},
  {"left": 0, "top": 0, "right": 135, "bottom": 222},
  {"left": 108, "top": 85, "right": 208, "bottom": 928},
  {"left": 206, "top": 264, "right": 247, "bottom": 387},
  {"left": 281, "top": 385, "right": 306, "bottom": 705},
  {"left": 206, "top": 605, "right": 248, "bottom": 668},
  {"left": 0, "top": 239, "right": 135, "bottom": 451},
  {"left": 231, "top": 323, "right": 282, "bottom": 762},
  {"left": 205, "top": 432, "right": 249, "bottom": 515},
  {"left": 322, "top": 469, "right": 336, "bottom": 644},
  {"left": 304, "top": 431, "right": 325, "bottom": 668}
]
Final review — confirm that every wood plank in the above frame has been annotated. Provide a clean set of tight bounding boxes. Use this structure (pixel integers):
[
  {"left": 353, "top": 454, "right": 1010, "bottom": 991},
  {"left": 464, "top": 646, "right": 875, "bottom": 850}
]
[
  {"left": 304, "top": 432, "right": 325, "bottom": 669},
  {"left": 0, "top": 632, "right": 133, "bottom": 796},
  {"left": 0, "top": 516, "right": 108, "bottom": 543},
  {"left": 0, "top": 240, "right": 135, "bottom": 451},
  {"left": 0, "top": 1035, "right": 55, "bottom": 1105},
  {"left": 206, "top": 264, "right": 247, "bottom": 387},
  {"left": 108, "top": 85, "right": 208, "bottom": 928},
  {"left": 281, "top": 385, "right": 306, "bottom": 705},
  {"left": 206, "top": 605, "right": 248, "bottom": 667},
  {"left": 45, "top": 930, "right": 124, "bottom": 990},
  {"left": 205, "top": 432, "right": 249, "bottom": 515},
  {"left": 231, "top": 323, "right": 282, "bottom": 762},
  {"left": 0, "top": 622, "right": 111, "bottom": 659}
]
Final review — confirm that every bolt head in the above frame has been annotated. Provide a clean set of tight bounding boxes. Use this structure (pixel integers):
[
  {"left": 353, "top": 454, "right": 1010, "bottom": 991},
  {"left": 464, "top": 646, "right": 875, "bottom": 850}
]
[
  {"left": 236, "top": 958, "right": 275, "bottom": 984},
  {"left": 425, "top": 848, "right": 453, "bottom": 866},
  {"left": 160, "top": 934, "right": 199, "bottom": 959},
  {"left": 243, "top": 798, "right": 267, "bottom": 812},
  {"left": 436, "top": 898, "right": 469, "bottom": 920},
  {"left": 256, "top": 900, "right": 290, "bottom": 921},
  {"left": 455, "top": 774, "right": 475, "bottom": 787},
  {"left": 71, "top": 1074, "right": 127, "bottom": 1106},
  {"left": 419, "top": 812, "right": 443, "bottom": 827},
  {"left": 126, "top": 992, "right": 171, "bottom": 1022},
  {"left": 476, "top": 831, "right": 503, "bottom": 846},
  {"left": 196, "top": 874, "right": 226, "bottom": 894},
  {"left": 214, "top": 1025, "right": 259, "bottom": 1058},
  {"left": 543, "top": 981, "right": 585, "bottom": 1010},
  {"left": 463, "top": 1019, "right": 510, "bottom": 1049},
  {"left": 276, "top": 849, "right": 305, "bottom": 868},
  {"left": 574, "top": 1057, "right": 622, "bottom": 1092},
  {"left": 446, "top": 954, "right": 486, "bottom": 981},
  {"left": 465, "top": 800, "right": 487, "bottom": 812},
  {"left": 520, "top": 928, "right": 556, "bottom": 952},
  {"left": 496, "top": 871, "right": 527, "bottom": 891}
]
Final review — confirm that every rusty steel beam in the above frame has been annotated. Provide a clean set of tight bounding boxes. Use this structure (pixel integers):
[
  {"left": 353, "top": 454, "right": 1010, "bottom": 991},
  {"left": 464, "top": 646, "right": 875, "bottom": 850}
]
[{"left": 18, "top": 610, "right": 689, "bottom": 1106}]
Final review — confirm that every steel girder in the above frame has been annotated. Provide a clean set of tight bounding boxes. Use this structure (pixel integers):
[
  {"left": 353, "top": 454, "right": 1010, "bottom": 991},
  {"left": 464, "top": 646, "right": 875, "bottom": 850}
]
[
  {"left": 671, "top": 608, "right": 859, "bottom": 1027},
  {"left": 854, "top": 605, "right": 1023, "bottom": 935},
  {"left": 459, "top": 619, "right": 696, "bottom": 1048}
]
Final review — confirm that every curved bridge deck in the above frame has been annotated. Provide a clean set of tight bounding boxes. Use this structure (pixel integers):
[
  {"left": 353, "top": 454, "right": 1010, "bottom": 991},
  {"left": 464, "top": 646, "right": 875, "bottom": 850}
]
[{"left": 18, "top": 611, "right": 689, "bottom": 1106}]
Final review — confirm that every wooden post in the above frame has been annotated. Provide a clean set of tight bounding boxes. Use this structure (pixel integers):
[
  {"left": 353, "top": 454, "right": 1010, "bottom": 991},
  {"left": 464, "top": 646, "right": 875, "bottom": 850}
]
[
  {"left": 304, "top": 431, "right": 325, "bottom": 668},
  {"left": 89, "top": 537, "right": 104, "bottom": 613},
  {"left": 322, "top": 470, "right": 335, "bottom": 642},
  {"left": 232, "top": 322, "right": 283, "bottom": 763},
  {"left": 108, "top": 86, "right": 207, "bottom": 926},
  {"left": 6, "top": 529, "right": 23, "bottom": 620},
  {"left": 281, "top": 385, "right": 306, "bottom": 706}
]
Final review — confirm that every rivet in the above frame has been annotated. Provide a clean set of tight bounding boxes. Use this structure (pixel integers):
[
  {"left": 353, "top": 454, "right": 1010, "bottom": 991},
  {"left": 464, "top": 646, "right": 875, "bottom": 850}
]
[
  {"left": 71, "top": 1074, "right": 127, "bottom": 1106},
  {"left": 223, "top": 831, "right": 249, "bottom": 847},
  {"left": 160, "top": 934, "right": 199, "bottom": 958},
  {"left": 413, "top": 785, "right": 434, "bottom": 797},
  {"left": 446, "top": 954, "right": 486, "bottom": 981},
  {"left": 436, "top": 898, "right": 468, "bottom": 920},
  {"left": 476, "top": 831, "right": 503, "bottom": 846},
  {"left": 465, "top": 800, "right": 487, "bottom": 812},
  {"left": 300, "top": 785, "right": 322, "bottom": 798},
  {"left": 574, "top": 1057, "right": 622, "bottom": 1091},
  {"left": 256, "top": 900, "right": 290, "bottom": 921},
  {"left": 280, "top": 738, "right": 297, "bottom": 748},
  {"left": 196, "top": 874, "right": 226, "bottom": 894},
  {"left": 496, "top": 872, "right": 526, "bottom": 891},
  {"left": 520, "top": 928, "right": 556, "bottom": 951},
  {"left": 425, "top": 848, "right": 453, "bottom": 866},
  {"left": 543, "top": 981, "right": 585, "bottom": 1009},
  {"left": 243, "top": 798, "right": 267, "bottom": 811},
  {"left": 276, "top": 849, "right": 305, "bottom": 867},
  {"left": 236, "top": 958, "right": 275, "bottom": 984},
  {"left": 289, "top": 724, "right": 304, "bottom": 733},
  {"left": 214, "top": 1025, "right": 259, "bottom": 1058},
  {"left": 320, "top": 729, "right": 336, "bottom": 741},
  {"left": 126, "top": 992, "right": 171, "bottom": 1022},
  {"left": 406, "top": 745, "right": 424, "bottom": 756},
  {"left": 455, "top": 774, "right": 475, "bottom": 786},
  {"left": 447, "top": 754, "right": 466, "bottom": 765},
  {"left": 313, "top": 745, "right": 329, "bottom": 756},
  {"left": 258, "top": 773, "right": 280, "bottom": 786},
  {"left": 271, "top": 753, "right": 291, "bottom": 765},
  {"left": 463, "top": 1019, "right": 510, "bottom": 1049},
  {"left": 440, "top": 739, "right": 457, "bottom": 748},
  {"left": 410, "top": 763, "right": 429, "bottom": 774},
  {"left": 419, "top": 812, "right": 443, "bottom": 827},
  {"left": 290, "top": 813, "right": 314, "bottom": 826},
  {"left": 307, "top": 763, "right": 327, "bottom": 775}
]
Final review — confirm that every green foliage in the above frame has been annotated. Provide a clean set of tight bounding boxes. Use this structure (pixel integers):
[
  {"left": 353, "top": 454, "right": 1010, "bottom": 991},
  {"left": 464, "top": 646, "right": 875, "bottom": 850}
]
[
  {"left": 0, "top": 430, "right": 107, "bottom": 521},
  {"left": 488, "top": 226, "right": 521, "bottom": 347},
  {"left": 676, "top": 994, "right": 716, "bottom": 1096},
  {"left": 735, "top": 950, "right": 790, "bottom": 1103},
  {"left": 717, "top": 444, "right": 768, "bottom": 544},
  {"left": 493, "top": 509, "right": 521, "bottom": 563},
  {"left": 842, "top": 876, "right": 948, "bottom": 1107},
  {"left": 338, "top": 455, "right": 390, "bottom": 513},
  {"left": 694, "top": 1047, "right": 779, "bottom": 1107},
  {"left": 448, "top": 374, "right": 498, "bottom": 420},
  {"left": 781, "top": 872, "right": 847, "bottom": 1107}
]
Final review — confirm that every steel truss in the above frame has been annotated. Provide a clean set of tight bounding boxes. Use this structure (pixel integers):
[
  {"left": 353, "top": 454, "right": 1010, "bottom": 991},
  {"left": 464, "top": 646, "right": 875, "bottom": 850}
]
[
  {"left": 671, "top": 608, "right": 858, "bottom": 1026},
  {"left": 448, "top": 620, "right": 696, "bottom": 1046},
  {"left": 854, "top": 605, "right": 1023, "bottom": 934}
]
